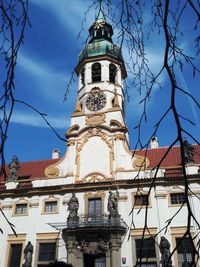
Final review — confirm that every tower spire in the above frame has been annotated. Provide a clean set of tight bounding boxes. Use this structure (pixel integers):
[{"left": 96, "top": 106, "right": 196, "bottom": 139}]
[{"left": 96, "top": 0, "right": 106, "bottom": 22}]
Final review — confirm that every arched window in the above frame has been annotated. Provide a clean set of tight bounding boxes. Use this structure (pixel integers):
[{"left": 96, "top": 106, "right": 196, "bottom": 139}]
[
  {"left": 81, "top": 68, "right": 85, "bottom": 85},
  {"left": 109, "top": 63, "right": 117, "bottom": 83},
  {"left": 92, "top": 63, "right": 101, "bottom": 82}
]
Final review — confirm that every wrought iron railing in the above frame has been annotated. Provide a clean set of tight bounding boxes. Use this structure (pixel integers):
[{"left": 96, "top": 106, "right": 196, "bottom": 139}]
[{"left": 66, "top": 213, "right": 127, "bottom": 229}]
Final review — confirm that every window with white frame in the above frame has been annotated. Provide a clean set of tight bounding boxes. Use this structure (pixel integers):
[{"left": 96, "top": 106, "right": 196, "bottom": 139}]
[
  {"left": 134, "top": 237, "right": 158, "bottom": 267},
  {"left": 15, "top": 203, "right": 28, "bottom": 215},
  {"left": 8, "top": 243, "right": 23, "bottom": 267},
  {"left": 170, "top": 193, "right": 185, "bottom": 205},
  {"left": 134, "top": 194, "right": 149, "bottom": 206},
  {"left": 44, "top": 201, "right": 58, "bottom": 213},
  {"left": 92, "top": 62, "right": 101, "bottom": 82},
  {"left": 37, "top": 242, "right": 56, "bottom": 267},
  {"left": 176, "top": 237, "right": 195, "bottom": 267}
]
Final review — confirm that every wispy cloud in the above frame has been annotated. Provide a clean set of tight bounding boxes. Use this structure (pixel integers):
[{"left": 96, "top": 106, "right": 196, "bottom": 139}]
[
  {"left": 123, "top": 46, "right": 165, "bottom": 115},
  {"left": 176, "top": 68, "right": 200, "bottom": 129},
  {"left": 11, "top": 110, "right": 69, "bottom": 129},
  {"left": 17, "top": 52, "right": 68, "bottom": 101},
  {"left": 30, "top": 0, "right": 93, "bottom": 36}
]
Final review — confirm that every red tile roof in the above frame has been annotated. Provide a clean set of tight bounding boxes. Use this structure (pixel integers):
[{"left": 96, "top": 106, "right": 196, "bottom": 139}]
[
  {"left": 0, "top": 159, "right": 58, "bottom": 182},
  {"left": 135, "top": 144, "right": 200, "bottom": 169},
  {"left": 1, "top": 145, "right": 200, "bottom": 183}
]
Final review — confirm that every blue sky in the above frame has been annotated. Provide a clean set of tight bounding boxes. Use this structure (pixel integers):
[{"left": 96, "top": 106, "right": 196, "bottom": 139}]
[{"left": 4, "top": 0, "right": 200, "bottom": 163}]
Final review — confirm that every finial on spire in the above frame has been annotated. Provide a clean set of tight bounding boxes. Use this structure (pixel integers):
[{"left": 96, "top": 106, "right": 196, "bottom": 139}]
[{"left": 96, "top": 0, "right": 106, "bottom": 22}]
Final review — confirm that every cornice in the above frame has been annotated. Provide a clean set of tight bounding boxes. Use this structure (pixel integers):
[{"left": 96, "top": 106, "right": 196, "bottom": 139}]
[
  {"left": 66, "top": 124, "right": 128, "bottom": 138},
  {"left": 0, "top": 174, "right": 199, "bottom": 199}
]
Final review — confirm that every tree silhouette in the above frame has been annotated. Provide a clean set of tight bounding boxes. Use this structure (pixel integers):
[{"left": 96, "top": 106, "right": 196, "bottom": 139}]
[
  {"left": 74, "top": 0, "right": 200, "bottom": 265},
  {"left": 0, "top": 0, "right": 200, "bottom": 265}
]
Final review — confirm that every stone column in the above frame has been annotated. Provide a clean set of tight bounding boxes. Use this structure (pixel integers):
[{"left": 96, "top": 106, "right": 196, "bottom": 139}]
[
  {"left": 110, "top": 234, "right": 121, "bottom": 267},
  {"left": 62, "top": 234, "right": 83, "bottom": 267},
  {"left": 106, "top": 250, "right": 111, "bottom": 267}
]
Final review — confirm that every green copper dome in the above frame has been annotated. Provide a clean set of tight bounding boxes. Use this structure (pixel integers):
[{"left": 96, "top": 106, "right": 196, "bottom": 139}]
[
  {"left": 78, "top": 14, "right": 123, "bottom": 63},
  {"left": 78, "top": 40, "right": 123, "bottom": 63}
]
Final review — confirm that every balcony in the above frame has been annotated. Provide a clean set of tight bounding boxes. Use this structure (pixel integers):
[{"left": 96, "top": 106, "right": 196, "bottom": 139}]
[
  {"left": 69, "top": 213, "right": 126, "bottom": 228},
  {"left": 49, "top": 214, "right": 127, "bottom": 237}
]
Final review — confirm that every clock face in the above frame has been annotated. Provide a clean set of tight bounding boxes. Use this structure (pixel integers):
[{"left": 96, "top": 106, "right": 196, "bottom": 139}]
[{"left": 85, "top": 90, "right": 107, "bottom": 111}]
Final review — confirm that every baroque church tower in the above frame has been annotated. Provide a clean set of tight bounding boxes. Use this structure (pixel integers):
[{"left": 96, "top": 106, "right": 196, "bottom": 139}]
[
  {"left": 1, "top": 9, "right": 200, "bottom": 267},
  {"left": 45, "top": 12, "right": 148, "bottom": 182}
]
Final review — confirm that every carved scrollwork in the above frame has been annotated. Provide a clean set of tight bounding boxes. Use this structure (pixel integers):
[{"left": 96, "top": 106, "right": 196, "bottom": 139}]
[
  {"left": 132, "top": 154, "right": 150, "bottom": 170},
  {"left": 79, "top": 240, "right": 109, "bottom": 255},
  {"left": 66, "top": 124, "right": 80, "bottom": 136},
  {"left": 83, "top": 172, "right": 108, "bottom": 183},
  {"left": 44, "top": 166, "right": 59, "bottom": 178},
  {"left": 85, "top": 113, "right": 106, "bottom": 126},
  {"left": 110, "top": 120, "right": 122, "bottom": 128},
  {"left": 77, "top": 128, "right": 112, "bottom": 151}
]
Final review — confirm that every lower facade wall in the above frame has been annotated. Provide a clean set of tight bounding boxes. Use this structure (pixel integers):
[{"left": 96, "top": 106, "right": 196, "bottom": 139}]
[{"left": 0, "top": 184, "right": 200, "bottom": 267}]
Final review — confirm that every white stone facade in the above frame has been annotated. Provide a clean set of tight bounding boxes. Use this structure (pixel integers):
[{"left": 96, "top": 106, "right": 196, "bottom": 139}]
[{"left": 0, "top": 15, "right": 200, "bottom": 267}]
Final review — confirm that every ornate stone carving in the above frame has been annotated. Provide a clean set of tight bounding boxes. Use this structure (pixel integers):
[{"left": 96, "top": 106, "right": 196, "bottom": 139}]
[
  {"left": 110, "top": 120, "right": 122, "bottom": 128},
  {"left": 80, "top": 240, "right": 109, "bottom": 255},
  {"left": 83, "top": 172, "right": 108, "bottom": 183},
  {"left": 78, "top": 128, "right": 112, "bottom": 151},
  {"left": 67, "top": 140, "right": 76, "bottom": 146},
  {"left": 8, "top": 155, "right": 20, "bottom": 181},
  {"left": 44, "top": 166, "right": 59, "bottom": 178},
  {"left": 66, "top": 124, "right": 80, "bottom": 137},
  {"left": 159, "top": 236, "right": 172, "bottom": 267},
  {"left": 85, "top": 113, "right": 106, "bottom": 126},
  {"left": 114, "top": 134, "right": 125, "bottom": 141},
  {"left": 75, "top": 129, "right": 114, "bottom": 182},
  {"left": 132, "top": 154, "right": 150, "bottom": 170},
  {"left": 22, "top": 241, "right": 33, "bottom": 267}
]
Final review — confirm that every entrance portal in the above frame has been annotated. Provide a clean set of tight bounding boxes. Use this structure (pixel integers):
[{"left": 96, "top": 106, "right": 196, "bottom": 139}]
[{"left": 84, "top": 254, "right": 106, "bottom": 267}]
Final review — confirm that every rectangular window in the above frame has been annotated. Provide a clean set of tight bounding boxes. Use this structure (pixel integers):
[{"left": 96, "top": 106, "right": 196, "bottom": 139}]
[
  {"left": 44, "top": 201, "right": 58, "bottom": 213},
  {"left": 176, "top": 237, "right": 195, "bottom": 267},
  {"left": 170, "top": 193, "right": 185, "bottom": 205},
  {"left": 134, "top": 195, "right": 149, "bottom": 206},
  {"left": 136, "top": 238, "right": 156, "bottom": 258},
  {"left": 8, "top": 244, "right": 23, "bottom": 267},
  {"left": 88, "top": 198, "right": 102, "bottom": 218},
  {"left": 37, "top": 242, "right": 56, "bottom": 266},
  {"left": 15, "top": 203, "right": 27, "bottom": 215},
  {"left": 135, "top": 238, "right": 157, "bottom": 266}
]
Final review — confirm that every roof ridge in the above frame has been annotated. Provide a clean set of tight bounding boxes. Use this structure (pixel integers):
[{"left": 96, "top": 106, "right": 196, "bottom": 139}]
[{"left": 133, "top": 143, "right": 199, "bottom": 152}]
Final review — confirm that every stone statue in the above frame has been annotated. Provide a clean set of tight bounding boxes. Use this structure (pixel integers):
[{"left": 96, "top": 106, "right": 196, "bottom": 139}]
[
  {"left": 8, "top": 155, "right": 20, "bottom": 181},
  {"left": 22, "top": 241, "right": 33, "bottom": 267},
  {"left": 67, "top": 193, "right": 79, "bottom": 219},
  {"left": 183, "top": 139, "right": 194, "bottom": 163},
  {"left": 159, "top": 236, "right": 172, "bottom": 267},
  {"left": 107, "top": 191, "right": 119, "bottom": 217}
]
